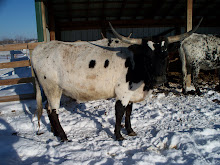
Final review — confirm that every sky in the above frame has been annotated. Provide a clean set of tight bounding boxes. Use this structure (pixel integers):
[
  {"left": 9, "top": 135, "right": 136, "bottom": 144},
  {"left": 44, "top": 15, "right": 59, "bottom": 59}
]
[{"left": 0, "top": 0, "right": 37, "bottom": 40}]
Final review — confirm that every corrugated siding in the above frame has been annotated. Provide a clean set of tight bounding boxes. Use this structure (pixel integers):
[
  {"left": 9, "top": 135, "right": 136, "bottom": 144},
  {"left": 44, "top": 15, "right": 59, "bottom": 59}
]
[
  {"left": 61, "top": 29, "right": 102, "bottom": 41},
  {"left": 61, "top": 27, "right": 220, "bottom": 42}
]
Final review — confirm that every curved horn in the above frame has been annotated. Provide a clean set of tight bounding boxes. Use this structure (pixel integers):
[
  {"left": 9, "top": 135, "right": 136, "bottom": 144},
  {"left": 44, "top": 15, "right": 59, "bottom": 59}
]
[
  {"left": 167, "top": 17, "right": 203, "bottom": 44},
  {"left": 109, "top": 22, "right": 142, "bottom": 45}
]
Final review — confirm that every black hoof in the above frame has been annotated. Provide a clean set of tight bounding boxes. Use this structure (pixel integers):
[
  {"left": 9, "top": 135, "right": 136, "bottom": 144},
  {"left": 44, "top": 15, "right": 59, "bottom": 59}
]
[
  {"left": 182, "top": 89, "right": 187, "bottom": 95},
  {"left": 196, "top": 92, "right": 202, "bottom": 96},
  {"left": 61, "top": 138, "right": 69, "bottom": 142},
  {"left": 60, "top": 134, "right": 68, "bottom": 142},
  {"left": 115, "top": 135, "right": 126, "bottom": 141},
  {"left": 117, "top": 137, "right": 126, "bottom": 141},
  {"left": 187, "top": 90, "right": 196, "bottom": 95},
  {"left": 128, "top": 131, "right": 137, "bottom": 136}
]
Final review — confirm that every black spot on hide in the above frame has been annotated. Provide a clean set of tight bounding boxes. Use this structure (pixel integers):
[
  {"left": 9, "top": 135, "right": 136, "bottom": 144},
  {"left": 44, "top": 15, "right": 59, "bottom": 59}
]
[
  {"left": 115, "top": 40, "right": 119, "bottom": 43},
  {"left": 108, "top": 39, "right": 112, "bottom": 46},
  {"left": 104, "top": 60, "right": 109, "bottom": 68},
  {"left": 212, "top": 50, "right": 217, "bottom": 56},
  {"left": 89, "top": 60, "right": 96, "bottom": 68},
  {"left": 206, "top": 52, "right": 212, "bottom": 61},
  {"left": 44, "top": 76, "right": 46, "bottom": 79}
]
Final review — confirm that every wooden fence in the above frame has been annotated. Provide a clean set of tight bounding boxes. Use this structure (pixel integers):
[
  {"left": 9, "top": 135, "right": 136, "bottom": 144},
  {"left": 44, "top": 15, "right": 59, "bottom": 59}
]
[{"left": 0, "top": 42, "right": 43, "bottom": 102}]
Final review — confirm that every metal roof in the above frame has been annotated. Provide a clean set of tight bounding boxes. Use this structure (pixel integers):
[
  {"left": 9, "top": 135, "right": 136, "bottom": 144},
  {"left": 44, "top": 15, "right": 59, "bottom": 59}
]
[{"left": 43, "top": 0, "right": 220, "bottom": 31}]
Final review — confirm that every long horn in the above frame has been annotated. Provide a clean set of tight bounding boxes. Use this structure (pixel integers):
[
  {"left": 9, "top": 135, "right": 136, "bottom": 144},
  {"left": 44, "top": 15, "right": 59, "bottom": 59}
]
[
  {"left": 167, "top": 17, "right": 203, "bottom": 44},
  {"left": 109, "top": 22, "right": 142, "bottom": 45}
]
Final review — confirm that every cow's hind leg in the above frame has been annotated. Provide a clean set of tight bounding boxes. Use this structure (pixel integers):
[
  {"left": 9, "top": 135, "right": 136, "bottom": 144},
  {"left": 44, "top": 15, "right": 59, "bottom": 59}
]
[
  {"left": 115, "top": 100, "right": 126, "bottom": 140},
  {"left": 125, "top": 103, "right": 137, "bottom": 136},
  {"left": 179, "top": 46, "right": 187, "bottom": 94},
  {"left": 44, "top": 86, "right": 68, "bottom": 141},
  {"left": 192, "top": 65, "right": 201, "bottom": 95}
]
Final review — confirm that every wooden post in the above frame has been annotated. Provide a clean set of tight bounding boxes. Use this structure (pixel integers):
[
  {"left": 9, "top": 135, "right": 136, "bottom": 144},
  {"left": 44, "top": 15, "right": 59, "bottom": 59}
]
[
  {"left": 186, "top": 0, "right": 193, "bottom": 87},
  {"left": 49, "top": 15, "right": 56, "bottom": 40},
  {"left": 41, "top": 1, "right": 48, "bottom": 42}
]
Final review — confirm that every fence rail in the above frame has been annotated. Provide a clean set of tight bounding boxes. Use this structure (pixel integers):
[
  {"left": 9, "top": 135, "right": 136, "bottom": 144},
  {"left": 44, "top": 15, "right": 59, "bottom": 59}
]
[
  {"left": 0, "top": 42, "right": 42, "bottom": 102},
  {"left": 0, "top": 42, "right": 43, "bottom": 51},
  {"left": 0, "top": 60, "right": 31, "bottom": 69},
  {"left": 0, "top": 77, "right": 34, "bottom": 86},
  {"left": 0, "top": 94, "right": 36, "bottom": 102}
]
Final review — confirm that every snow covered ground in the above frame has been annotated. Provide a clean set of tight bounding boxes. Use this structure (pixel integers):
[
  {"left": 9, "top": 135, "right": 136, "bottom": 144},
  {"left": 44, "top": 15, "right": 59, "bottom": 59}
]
[{"left": 0, "top": 54, "right": 219, "bottom": 165}]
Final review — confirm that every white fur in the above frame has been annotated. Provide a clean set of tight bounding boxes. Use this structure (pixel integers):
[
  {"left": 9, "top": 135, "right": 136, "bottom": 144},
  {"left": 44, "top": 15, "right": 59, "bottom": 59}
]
[
  {"left": 32, "top": 39, "right": 148, "bottom": 109},
  {"left": 147, "top": 41, "right": 155, "bottom": 51},
  {"left": 179, "top": 33, "right": 220, "bottom": 92}
]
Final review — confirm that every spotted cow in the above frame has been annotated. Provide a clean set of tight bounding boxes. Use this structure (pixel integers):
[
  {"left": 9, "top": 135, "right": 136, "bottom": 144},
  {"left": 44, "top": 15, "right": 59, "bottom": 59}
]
[
  {"left": 180, "top": 33, "right": 220, "bottom": 95},
  {"left": 31, "top": 22, "right": 201, "bottom": 141}
]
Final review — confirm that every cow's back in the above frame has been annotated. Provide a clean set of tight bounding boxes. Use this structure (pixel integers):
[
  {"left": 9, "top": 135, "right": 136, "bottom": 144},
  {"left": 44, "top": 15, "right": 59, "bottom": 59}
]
[
  {"left": 180, "top": 33, "right": 220, "bottom": 70},
  {"left": 31, "top": 40, "right": 132, "bottom": 102}
]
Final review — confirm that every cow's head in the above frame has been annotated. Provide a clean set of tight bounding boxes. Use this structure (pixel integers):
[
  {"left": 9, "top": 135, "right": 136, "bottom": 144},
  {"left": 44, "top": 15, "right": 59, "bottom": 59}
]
[
  {"left": 109, "top": 18, "right": 202, "bottom": 88},
  {"left": 125, "top": 39, "right": 168, "bottom": 90}
]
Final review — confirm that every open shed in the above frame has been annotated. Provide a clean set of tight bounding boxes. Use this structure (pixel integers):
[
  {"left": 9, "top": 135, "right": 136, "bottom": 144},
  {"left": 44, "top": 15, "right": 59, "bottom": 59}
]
[{"left": 35, "top": 0, "right": 220, "bottom": 42}]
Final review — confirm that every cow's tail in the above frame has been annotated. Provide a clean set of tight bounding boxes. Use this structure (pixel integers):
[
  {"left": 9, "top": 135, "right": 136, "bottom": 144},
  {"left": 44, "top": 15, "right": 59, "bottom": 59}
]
[{"left": 33, "top": 69, "right": 43, "bottom": 129}]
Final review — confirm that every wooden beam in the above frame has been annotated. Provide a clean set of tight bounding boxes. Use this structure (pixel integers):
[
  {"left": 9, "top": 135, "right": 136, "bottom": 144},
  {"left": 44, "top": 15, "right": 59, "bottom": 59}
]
[
  {"left": 47, "top": 0, "right": 56, "bottom": 41},
  {"left": 54, "top": 7, "right": 140, "bottom": 13},
  {"left": 0, "top": 94, "right": 35, "bottom": 102},
  {"left": 0, "top": 42, "right": 43, "bottom": 51},
  {"left": 186, "top": 0, "right": 193, "bottom": 87},
  {"left": 57, "top": 18, "right": 217, "bottom": 31},
  {"left": 49, "top": 12, "right": 56, "bottom": 40},
  {"left": 0, "top": 60, "right": 31, "bottom": 69},
  {"left": 41, "top": 1, "right": 48, "bottom": 42},
  {"left": 187, "top": 0, "right": 193, "bottom": 31},
  {"left": 51, "top": 0, "right": 152, "bottom": 6},
  {"left": 58, "top": 19, "right": 186, "bottom": 30},
  {"left": 0, "top": 77, "right": 34, "bottom": 86}
]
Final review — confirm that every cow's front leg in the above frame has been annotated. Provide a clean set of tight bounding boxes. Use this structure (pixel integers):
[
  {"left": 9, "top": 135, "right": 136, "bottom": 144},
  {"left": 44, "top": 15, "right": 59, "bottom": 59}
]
[
  {"left": 115, "top": 100, "right": 126, "bottom": 141},
  {"left": 48, "top": 109, "right": 68, "bottom": 142},
  {"left": 125, "top": 103, "right": 137, "bottom": 136}
]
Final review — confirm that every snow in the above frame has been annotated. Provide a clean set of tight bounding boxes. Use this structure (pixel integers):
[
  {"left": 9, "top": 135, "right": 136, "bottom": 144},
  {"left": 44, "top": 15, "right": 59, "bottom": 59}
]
[{"left": 0, "top": 53, "right": 220, "bottom": 165}]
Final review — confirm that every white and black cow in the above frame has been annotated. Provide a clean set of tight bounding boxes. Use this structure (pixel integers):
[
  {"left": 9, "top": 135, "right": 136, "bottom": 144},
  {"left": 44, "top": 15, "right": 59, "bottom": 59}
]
[
  {"left": 180, "top": 33, "right": 220, "bottom": 95},
  {"left": 31, "top": 23, "right": 200, "bottom": 141}
]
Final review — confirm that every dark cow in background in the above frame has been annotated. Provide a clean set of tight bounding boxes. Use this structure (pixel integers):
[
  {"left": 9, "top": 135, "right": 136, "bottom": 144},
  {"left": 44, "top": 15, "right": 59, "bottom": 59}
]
[
  {"left": 180, "top": 33, "right": 220, "bottom": 95},
  {"left": 31, "top": 22, "right": 200, "bottom": 141}
]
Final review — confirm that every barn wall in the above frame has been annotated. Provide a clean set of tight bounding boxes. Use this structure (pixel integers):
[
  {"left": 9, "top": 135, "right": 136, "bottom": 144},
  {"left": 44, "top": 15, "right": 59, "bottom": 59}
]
[
  {"left": 61, "top": 27, "right": 220, "bottom": 42},
  {"left": 61, "top": 29, "right": 103, "bottom": 41}
]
